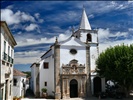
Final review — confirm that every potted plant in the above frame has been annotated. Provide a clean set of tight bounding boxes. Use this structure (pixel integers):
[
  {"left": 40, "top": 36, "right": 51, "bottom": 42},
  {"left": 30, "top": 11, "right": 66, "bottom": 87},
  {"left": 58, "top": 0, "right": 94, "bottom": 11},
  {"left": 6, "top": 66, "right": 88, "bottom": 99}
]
[
  {"left": 18, "top": 96, "right": 22, "bottom": 100},
  {"left": 13, "top": 96, "right": 18, "bottom": 100},
  {"left": 41, "top": 88, "right": 48, "bottom": 98}
]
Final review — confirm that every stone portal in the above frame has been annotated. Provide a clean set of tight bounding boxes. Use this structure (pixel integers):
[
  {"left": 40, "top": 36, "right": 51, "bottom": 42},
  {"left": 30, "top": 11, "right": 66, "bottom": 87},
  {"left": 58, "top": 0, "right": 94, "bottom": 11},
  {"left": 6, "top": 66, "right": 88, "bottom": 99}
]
[{"left": 61, "top": 59, "right": 87, "bottom": 99}]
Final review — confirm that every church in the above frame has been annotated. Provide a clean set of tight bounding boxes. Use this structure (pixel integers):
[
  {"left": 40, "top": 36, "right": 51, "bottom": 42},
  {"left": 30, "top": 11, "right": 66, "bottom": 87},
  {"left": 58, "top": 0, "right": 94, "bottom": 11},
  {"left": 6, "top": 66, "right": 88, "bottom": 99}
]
[{"left": 30, "top": 8, "right": 105, "bottom": 99}]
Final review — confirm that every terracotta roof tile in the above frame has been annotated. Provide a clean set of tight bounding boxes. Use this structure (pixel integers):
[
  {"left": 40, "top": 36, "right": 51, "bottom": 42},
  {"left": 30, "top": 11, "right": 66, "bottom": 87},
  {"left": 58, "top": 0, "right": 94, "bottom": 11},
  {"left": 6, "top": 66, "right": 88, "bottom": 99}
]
[{"left": 13, "top": 69, "right": 27, "bottom": 76}]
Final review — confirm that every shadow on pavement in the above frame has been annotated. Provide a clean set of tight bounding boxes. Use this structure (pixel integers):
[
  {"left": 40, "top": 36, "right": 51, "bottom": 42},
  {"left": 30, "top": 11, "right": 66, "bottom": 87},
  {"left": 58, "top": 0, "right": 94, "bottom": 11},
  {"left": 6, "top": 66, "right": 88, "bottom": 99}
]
[{"left": 24, "top": 88, "right": 35, "bottom": 98}]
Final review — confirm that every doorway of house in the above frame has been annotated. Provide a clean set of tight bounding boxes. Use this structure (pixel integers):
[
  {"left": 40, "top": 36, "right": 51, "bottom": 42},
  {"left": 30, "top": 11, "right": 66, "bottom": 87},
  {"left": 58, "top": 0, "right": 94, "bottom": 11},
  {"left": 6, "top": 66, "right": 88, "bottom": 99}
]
[
  {"left": 93, "top": 77, "right": 101, "bottom": 95},
  {"left": 70, "top": 79, "right": 78, "bottom": 98},
  {"left": 5, "top": 80, "right": 8, "bottom": 100}
]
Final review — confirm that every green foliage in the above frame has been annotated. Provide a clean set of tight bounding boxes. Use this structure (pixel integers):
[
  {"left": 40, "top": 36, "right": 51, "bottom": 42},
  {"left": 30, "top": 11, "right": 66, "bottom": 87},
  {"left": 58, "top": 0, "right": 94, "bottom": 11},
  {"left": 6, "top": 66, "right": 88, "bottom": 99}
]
[
  {"left": 96, "top": 44, "right": 133, "bottom": 94},
  {"left": 42, "top": 88, "right": 47, "bottom": 93},
  {"left": 22, "top": 71, "right": 31, "bottom": 78}
]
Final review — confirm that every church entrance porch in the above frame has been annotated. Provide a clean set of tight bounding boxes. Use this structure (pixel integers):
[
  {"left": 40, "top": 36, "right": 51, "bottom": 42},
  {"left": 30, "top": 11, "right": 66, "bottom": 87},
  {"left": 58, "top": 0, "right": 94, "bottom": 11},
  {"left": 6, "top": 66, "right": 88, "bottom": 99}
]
[
  {"left": 61, "top": 59, "right": 88, "bottom": 99},
  {"left": 61, "top": 75, "right": 86, "bottom": 99},
  {"left": 70, "top": 79, "right": 78, "bottom": 98}
]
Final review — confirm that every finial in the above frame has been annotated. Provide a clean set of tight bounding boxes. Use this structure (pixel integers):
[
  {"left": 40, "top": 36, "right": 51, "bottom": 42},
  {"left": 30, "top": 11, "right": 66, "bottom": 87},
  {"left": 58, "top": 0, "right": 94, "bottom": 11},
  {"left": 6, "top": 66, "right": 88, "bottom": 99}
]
[{"left": 55, "top": 37, "right": 58, "bottom": 43}]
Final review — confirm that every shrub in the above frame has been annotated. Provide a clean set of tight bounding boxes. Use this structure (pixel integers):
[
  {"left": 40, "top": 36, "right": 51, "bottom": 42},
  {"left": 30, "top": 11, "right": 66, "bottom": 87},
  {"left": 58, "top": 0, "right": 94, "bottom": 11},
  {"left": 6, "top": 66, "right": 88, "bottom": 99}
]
[{"left": 41, "top": 88, "right": 47, "bottom": 93}]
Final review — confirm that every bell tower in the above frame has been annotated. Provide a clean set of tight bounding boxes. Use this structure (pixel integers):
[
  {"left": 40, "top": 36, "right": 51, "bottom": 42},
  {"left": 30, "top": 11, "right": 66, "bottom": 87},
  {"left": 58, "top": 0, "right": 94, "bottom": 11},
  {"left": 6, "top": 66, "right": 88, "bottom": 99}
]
[{"left": 73, "top": 7, "right": 99, "bottom": 66}]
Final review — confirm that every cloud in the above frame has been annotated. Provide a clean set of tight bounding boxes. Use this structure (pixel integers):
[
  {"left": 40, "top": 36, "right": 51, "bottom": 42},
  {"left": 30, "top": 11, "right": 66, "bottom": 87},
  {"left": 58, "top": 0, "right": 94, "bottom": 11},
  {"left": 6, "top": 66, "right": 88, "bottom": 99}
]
[
  {"left": 98, "top": 28, "right": 129, "bottom": 43},
  {"left": 34, "top": 13, "right": 44, "bottom": 23},
  {"left": 99, "top": 39, "right": 133, "bottom": 53},
  {"left": 89, "top": 14, "right": 94, "bottom": 19},
  {"left": 15, "top": 29, "right": 71, "bottom": 47},
  {"left": 129, "top": 28, "right": 133, "bottom": 31},
  {"left": 98, "top": 28, "right": 110, "bottom": 42},
  {"left": 14, "top": 50, "right": 44, "bottom": 64},
  {"left": 6, "top": 5, "right": 14, "bottom": 9},
  {"left": 1, "top": 8, "right": 35, "bottom": 25},
  {"left": 34, "top": 13, "right": 40, "bottom": 19},
  {"left": 98, "top": 28, "right": 133, "bottom": 53},
  {"left": 25, "top": 23, "right": 39, "bottom": 31}
]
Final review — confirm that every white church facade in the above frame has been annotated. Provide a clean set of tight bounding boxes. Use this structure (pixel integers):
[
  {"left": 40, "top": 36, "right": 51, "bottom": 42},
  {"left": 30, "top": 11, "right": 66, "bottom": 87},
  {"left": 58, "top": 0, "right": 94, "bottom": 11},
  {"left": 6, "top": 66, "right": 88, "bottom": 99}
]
[{"left": 30, "top": 8, "right": 105, "bottom": 99}]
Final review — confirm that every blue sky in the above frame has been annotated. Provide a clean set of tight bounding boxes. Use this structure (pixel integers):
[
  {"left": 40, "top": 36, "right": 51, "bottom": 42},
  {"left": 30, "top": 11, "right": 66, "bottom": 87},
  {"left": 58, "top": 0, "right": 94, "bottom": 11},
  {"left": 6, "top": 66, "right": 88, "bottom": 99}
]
[{"left": 1, "top": 1, "right": 133, "bottom": 71}]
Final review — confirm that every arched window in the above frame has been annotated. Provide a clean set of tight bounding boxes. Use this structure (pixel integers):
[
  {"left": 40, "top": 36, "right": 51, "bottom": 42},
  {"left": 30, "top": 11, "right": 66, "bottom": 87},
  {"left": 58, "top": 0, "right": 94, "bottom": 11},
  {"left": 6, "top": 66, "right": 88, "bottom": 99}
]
[{"left": 87, "top": 33, "right": 92, "bottom": 42}]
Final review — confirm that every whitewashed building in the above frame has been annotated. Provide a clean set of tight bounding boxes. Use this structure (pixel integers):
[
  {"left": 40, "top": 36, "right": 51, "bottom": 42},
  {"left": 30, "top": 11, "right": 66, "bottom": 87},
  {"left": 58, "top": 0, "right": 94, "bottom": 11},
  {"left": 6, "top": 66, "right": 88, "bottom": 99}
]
[
  {"left": 0, "top": 21, "right": 17, "bottom": 100},
  {"left": 13, "top": 69, "right": 27, "bottom": 98},
  {"left": 31, "top": 8, "right": 105, "bottom": 99},
  {"left": 30, "top": 63, "right": 40, "bottom": 97}
]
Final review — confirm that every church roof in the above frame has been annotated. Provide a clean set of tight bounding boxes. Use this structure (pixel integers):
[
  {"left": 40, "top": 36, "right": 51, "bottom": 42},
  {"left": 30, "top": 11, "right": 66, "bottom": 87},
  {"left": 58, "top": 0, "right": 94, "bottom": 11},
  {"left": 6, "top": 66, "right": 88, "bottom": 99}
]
[
  {"left": 79, "top": 8, "right": 91, "bottom": 30},
  {"left": 59, "top": 36, "right": 86, "bottom": 46},
  {"left": 13, "top": 68, "right": 27, "bottom": 76}
]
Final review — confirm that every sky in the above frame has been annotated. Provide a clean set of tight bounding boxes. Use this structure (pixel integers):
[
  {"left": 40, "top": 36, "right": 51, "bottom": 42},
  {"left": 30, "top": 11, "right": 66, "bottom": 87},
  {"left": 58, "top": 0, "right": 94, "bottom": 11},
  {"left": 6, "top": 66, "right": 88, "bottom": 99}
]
[{"left": 1, "top": 1, "right": 133, "bottom": 71}]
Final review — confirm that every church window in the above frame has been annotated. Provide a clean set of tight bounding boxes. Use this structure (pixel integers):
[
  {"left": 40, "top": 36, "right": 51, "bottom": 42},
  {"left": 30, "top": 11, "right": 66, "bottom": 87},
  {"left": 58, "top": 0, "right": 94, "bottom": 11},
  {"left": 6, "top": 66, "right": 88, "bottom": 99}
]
[
  {"left": 44, "top": 82, "right": 47, "bottom": 86},
  {"left": 87, "top": 33, "right": 92, "bottom": 42},
  {"left": 13, "top": 78, "right": 17, "bottom": 86},
  {"left": 44, "top": 62, "right": 49, "bottom": 69},
  {"left": 70, "top": 49, "right": 77, "bottom": 55}
]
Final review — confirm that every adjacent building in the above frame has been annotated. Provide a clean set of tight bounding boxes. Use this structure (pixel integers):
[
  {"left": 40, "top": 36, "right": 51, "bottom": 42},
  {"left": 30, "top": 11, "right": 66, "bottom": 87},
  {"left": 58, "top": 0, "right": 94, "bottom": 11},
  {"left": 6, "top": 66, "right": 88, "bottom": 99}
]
[
  {"left": 30, "top": 8, "right": 105, "bottom": 99},
  {"left": 30, "top": 63, "right": 40, "bottom": 97},
  {"left": 13, "top": 69, "right": 27, "bottom": 98},
  {"left": 0, "top": 21, "right": 17, "bottom": 100}
]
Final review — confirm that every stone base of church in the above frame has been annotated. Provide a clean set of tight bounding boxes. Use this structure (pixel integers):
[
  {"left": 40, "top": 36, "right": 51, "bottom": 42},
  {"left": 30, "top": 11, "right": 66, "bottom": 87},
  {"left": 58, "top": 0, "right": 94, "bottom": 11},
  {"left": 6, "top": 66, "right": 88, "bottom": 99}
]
[{"left": 55, "top": 92, "right": 61, "bottom": 99}]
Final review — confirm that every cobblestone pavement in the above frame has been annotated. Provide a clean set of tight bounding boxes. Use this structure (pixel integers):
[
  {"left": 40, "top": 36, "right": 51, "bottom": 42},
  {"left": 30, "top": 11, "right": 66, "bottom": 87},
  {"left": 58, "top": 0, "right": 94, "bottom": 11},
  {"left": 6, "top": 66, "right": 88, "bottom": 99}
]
[
  {"left": 22, "top": 96, "right": 133, "bottom": 100},
  {"left": 22, "top": 89, "right": 133, "bottom": 100}
]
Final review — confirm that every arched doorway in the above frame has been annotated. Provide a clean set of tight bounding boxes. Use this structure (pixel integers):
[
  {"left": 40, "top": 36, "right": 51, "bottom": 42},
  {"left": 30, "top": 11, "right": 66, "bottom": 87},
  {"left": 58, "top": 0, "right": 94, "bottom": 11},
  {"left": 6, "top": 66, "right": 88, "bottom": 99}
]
[
  {"left": 70, "top": 79, "right": 78, "bottom": 98},
  {"left": 93, "top": 77, "right": 101, "bottom": 95}
]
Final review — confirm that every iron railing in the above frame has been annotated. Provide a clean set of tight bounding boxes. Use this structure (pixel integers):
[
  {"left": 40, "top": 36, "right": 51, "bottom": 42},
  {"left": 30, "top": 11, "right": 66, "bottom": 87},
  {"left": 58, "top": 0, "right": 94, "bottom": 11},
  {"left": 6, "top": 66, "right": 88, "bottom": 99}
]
[{"left": 3, "top": 52, "right": 7, "bottom": 61}]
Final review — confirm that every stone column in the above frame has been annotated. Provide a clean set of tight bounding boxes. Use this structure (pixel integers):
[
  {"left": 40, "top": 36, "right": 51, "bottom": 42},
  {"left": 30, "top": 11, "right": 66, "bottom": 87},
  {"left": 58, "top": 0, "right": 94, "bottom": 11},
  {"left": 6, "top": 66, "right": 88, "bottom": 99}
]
[
  {"left": 66, "top": 79, "right": 69, "bottom": 98},
  {"left": 86, "top": 46, "right": 91, "bottom": 96},
  {"left": 62, "top": 79, "right": 66, "bottom": 98},
  {"left": 82, "top": 77, "right": 85, "bottom": 97},
  {"left": 54, "top": 43, "right": 61, "bottom": 99},
  {"left": 81, "top": 78, "right": 83, "bottom": 94},
  {"left": 82, "top": 77, "right": 85, "bottom": 94}
]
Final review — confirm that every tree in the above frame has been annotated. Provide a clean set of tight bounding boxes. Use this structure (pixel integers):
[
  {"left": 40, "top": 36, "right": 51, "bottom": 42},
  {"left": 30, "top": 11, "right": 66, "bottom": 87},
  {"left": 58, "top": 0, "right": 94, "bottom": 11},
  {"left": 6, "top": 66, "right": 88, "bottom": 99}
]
[
  {"left": 96, "top": 44, "right": 133, "bottom": 97},
  {"left": 22, "top": 71, "right": 31, "bottom": 78}
]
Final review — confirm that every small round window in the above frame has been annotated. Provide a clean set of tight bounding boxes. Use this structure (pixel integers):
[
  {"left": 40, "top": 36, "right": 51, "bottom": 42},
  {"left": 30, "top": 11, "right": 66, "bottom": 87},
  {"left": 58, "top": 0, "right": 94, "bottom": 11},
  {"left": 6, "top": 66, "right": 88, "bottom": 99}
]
[{"left": 70, "top": 49, "right": 77, "bottom": 55}]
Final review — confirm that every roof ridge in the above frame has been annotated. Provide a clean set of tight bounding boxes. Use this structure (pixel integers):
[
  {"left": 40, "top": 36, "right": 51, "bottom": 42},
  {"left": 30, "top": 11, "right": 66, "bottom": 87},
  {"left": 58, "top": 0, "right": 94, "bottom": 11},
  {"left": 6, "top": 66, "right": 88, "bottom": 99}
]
[{"left": 13, "top": 68, "right": 27, "bottom": 76}]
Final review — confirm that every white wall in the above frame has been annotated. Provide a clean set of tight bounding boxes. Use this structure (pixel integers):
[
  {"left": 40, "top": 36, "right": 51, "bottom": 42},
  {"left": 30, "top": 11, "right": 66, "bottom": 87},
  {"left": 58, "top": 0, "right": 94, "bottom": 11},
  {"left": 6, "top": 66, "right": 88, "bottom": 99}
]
[
  {"left": 80, "top": 31, "right": 98, "bottom": 43},
  {"left": 30, "top": 66, "right": 35, "bottom": 92},
  {"left": 1, "top": 25, "right": 15, "bottom": 100},
  {"left": 30, "top": 64, "right": 39, "bottom": 95},
  {"left": 39, "top": 55, "right": 54, "bottom": 96},
  {"left": 60, "top": 45, "right": 86, "bottom": 72},
  {"left": 13, "top": 76, "right": 26, "bottom": 97},
  {"left": 90, "top": 46, "right": 98, "bottom": 71}
]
